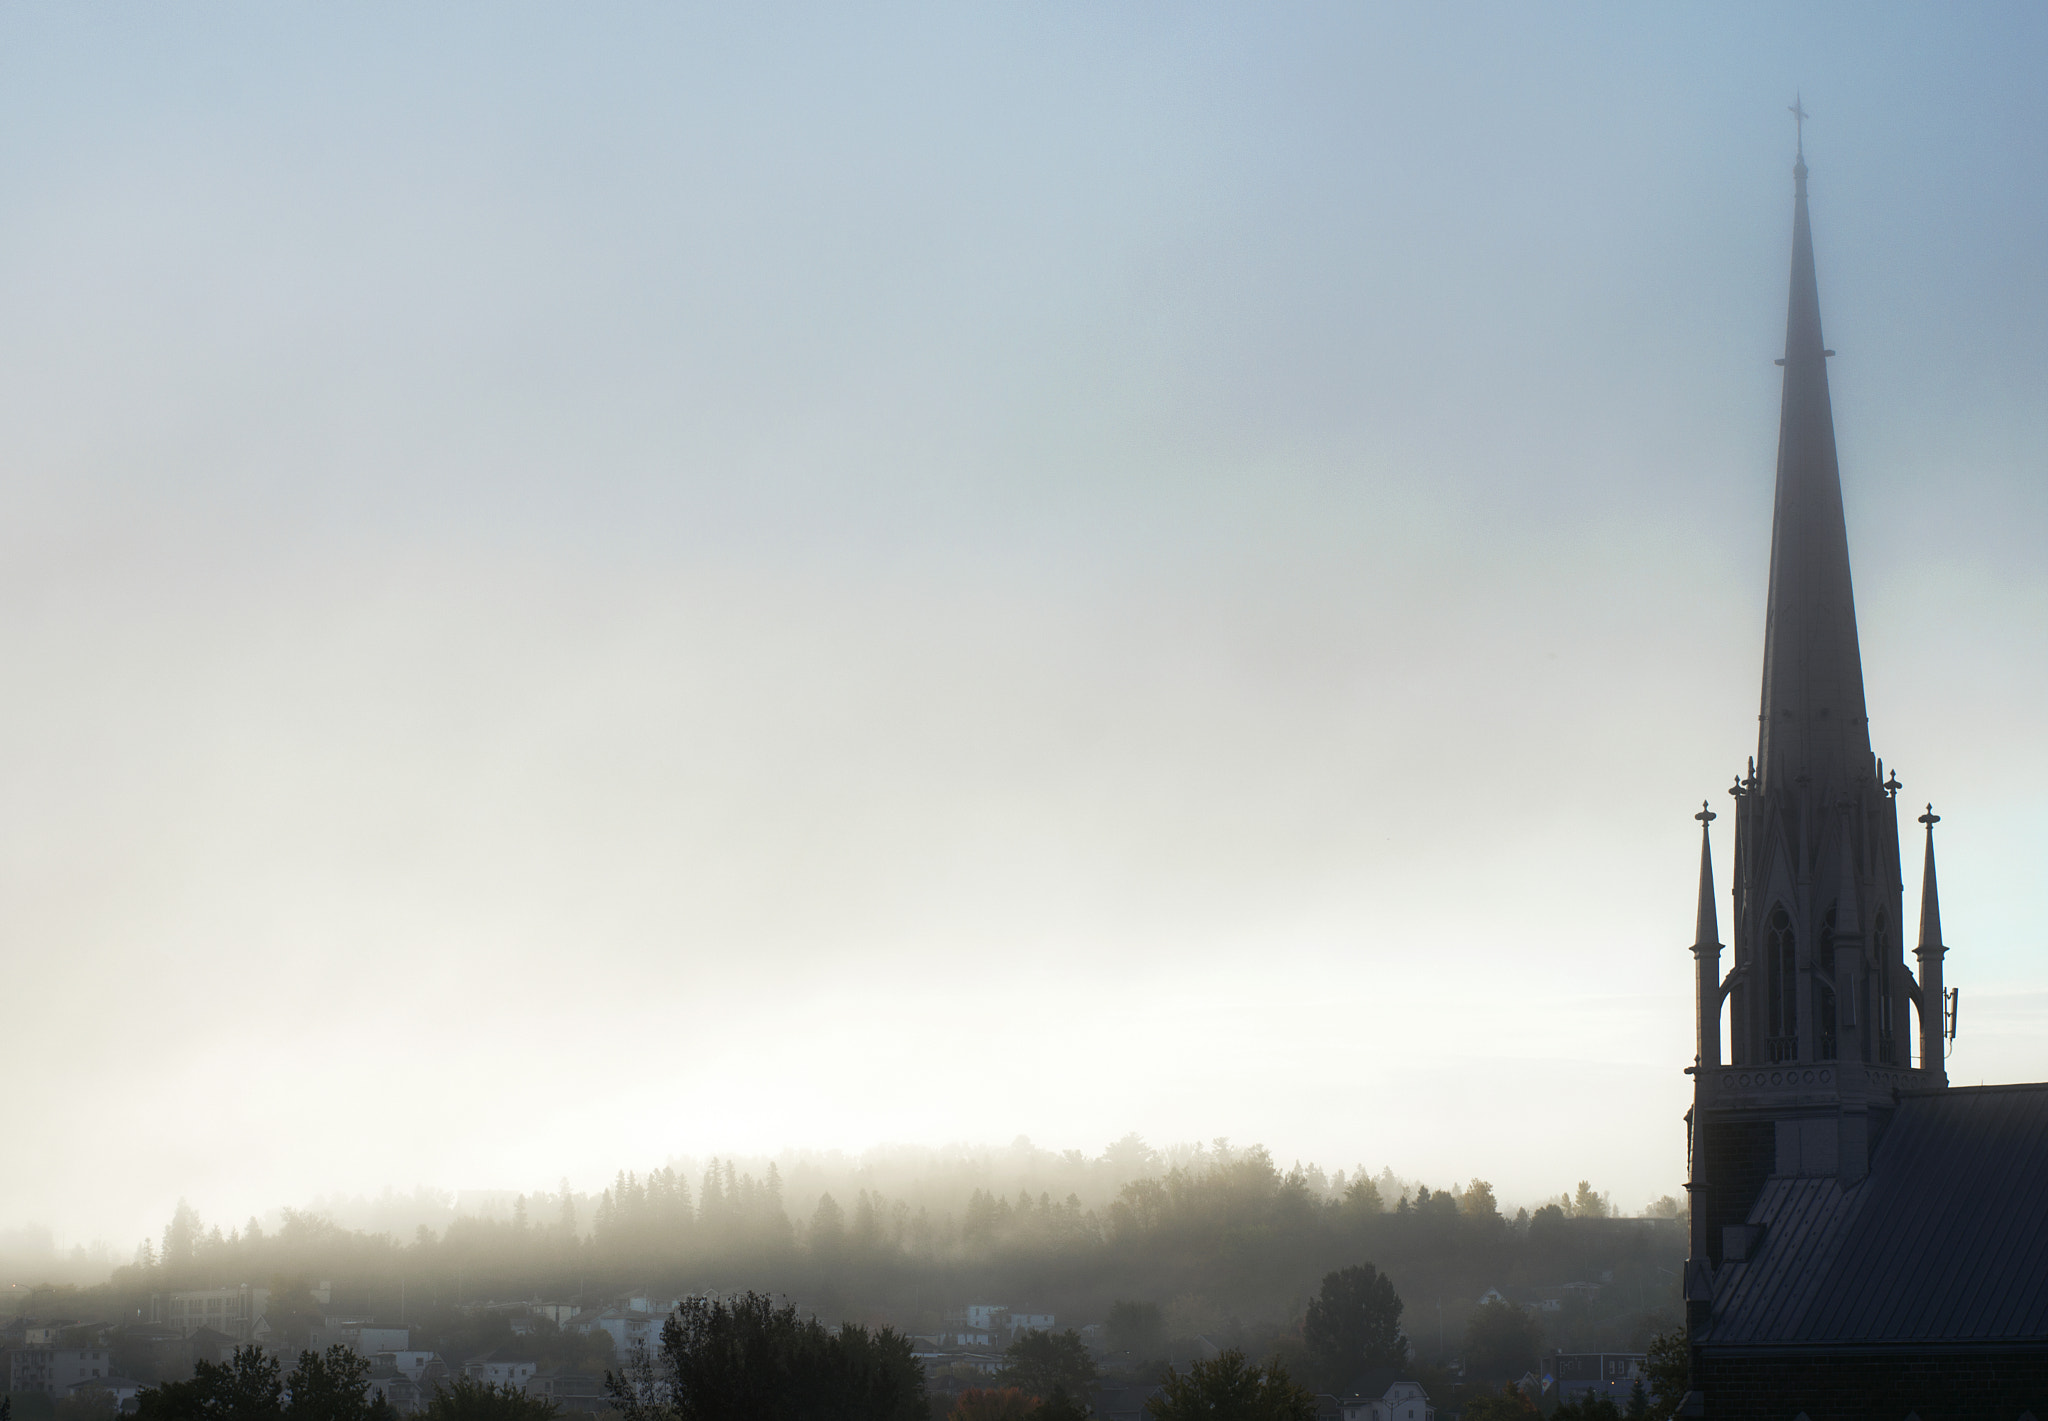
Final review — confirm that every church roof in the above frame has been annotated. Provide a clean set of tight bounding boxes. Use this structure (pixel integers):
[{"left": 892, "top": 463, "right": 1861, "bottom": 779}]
[
  {"left": 1702, "top": 1083, "right": 2048, "bottom": 1348},
  {"left": 1755, "top": 153, "right": 1873, "bottom": 797}
]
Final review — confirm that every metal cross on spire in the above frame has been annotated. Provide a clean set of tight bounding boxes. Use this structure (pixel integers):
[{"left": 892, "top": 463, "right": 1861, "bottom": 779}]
[{"left": 1789, "top": 94, "right": 1810, "bottom": 157}]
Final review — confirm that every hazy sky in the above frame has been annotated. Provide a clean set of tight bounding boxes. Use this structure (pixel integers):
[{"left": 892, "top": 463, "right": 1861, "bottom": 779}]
[{"left": 3, "top": 4, "right": 2045, "bottom": 1255}]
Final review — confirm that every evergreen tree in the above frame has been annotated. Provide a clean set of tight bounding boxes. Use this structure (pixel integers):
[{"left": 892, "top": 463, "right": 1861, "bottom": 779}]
[
  {"left": 607, "top": 1292, "right": 923, "bottom": 1421},
  {"left": 1144, "top": 1351, "right": 1312, "bottom": 1421},
  {"left": 1302, "top": 1264, "right": 1405, "bottom": 1389},
  {"left": 423, "top": 1377, "right": 561, "bottom": 1421}
]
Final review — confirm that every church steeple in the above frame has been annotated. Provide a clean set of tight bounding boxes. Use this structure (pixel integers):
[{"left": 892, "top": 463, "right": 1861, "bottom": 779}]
[
  {"left": 1684, "top": 128, "right": 1955, "bottom": 1391},
  {"left": 1757, "top": 152, "right": 1871, "bottom": 795},
  {"left": 1695, "top": 135, "right": 1935, "bottom": 1134}
]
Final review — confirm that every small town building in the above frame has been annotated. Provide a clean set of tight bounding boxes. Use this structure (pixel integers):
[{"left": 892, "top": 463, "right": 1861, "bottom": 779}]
[
  {"left": 463, "top": 1347, "right": 539, "bottom": 1389},
  {"left": 151, "top": 1288, "right": 271, "bottom": 1344},
  {"left": 1335, "top": 1371, "right": 1432, "bottom": 1421},
  {"left": 1546, "top": 1352, "right": 1644, "bottom": 1403}
]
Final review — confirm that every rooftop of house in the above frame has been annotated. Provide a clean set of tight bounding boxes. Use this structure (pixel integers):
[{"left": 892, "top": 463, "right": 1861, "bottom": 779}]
[
  {"left": 466, "top": 1347, "right": 542, "bottom": 1365},
  {"left": 1341, "top": 1370, "right": 1425, "bottom": 1401}
]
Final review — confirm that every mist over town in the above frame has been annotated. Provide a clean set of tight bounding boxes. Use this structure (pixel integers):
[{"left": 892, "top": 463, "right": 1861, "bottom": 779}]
[{"left": 3, "top": 5, "right": 2045, "bottom": 1420}]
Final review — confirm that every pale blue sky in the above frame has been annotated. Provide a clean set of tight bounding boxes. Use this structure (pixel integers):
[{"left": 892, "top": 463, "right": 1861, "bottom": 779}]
[{"left": 2, "top": 4, "right": 2044, "bottom": 1251}]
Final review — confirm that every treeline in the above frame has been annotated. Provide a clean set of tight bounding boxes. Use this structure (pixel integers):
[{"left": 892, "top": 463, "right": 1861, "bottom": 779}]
[{"left": 57, "top": 1142, "right": 1679, "bottom": 1368}]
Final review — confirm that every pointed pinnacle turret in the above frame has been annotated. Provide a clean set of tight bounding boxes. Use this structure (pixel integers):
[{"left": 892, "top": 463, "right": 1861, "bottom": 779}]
[
  {"left": 1915, "top": 805, "right": 1948, "bottom": 1078},
  {"left": 1917, "top": 805, "right": 1945, "bottom": 957},
  {"left": 1757, "top": 143, "right": 1871, "bottom": 797},
  {"left": 1693, "top": 802, "right": 1721, "bottom": 952}
]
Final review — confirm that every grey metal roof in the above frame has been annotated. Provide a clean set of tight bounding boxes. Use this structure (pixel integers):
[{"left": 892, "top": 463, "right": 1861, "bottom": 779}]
[{"left": 1704, "top": 1083, "right": 2048, "bottom": 1346}]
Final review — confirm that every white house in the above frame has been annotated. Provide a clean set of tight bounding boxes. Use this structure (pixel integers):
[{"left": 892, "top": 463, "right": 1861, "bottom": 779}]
[
  {"left": 46, "top": 1349, "right": 117, "bottom": 1395},
  {"left": 925, "top": 1328, "right": 992, "bottom": 1348},
  {"left": 1337, "top": 1373, "right": 1433, "bottom": 1421},
  {"left": 962, "top": 1305, "right": 1054, "bottom": 1335},
  {"left": 370, "top": 1351, "right": 439, "bottom": 1383},
  {"left": 581, "top": 1308, "right": 668, "bottom": 1359},
  {"left": 463, "top": 1349, "right": 538, "bottom": 1390}
]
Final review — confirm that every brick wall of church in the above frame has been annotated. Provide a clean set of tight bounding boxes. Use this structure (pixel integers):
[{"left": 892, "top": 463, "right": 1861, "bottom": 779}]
[{"left": 1695, "top": 1347, "right": 2048, "bottom": 1420}]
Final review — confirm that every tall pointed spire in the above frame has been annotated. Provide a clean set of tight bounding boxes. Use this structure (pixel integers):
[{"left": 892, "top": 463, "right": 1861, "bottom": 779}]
[
  {"left": 1756, "top": 147, "right": 1872, "bottom": 795},
  {"left": 1694, "top": 804, "right": 1721, "bottom": 952}
]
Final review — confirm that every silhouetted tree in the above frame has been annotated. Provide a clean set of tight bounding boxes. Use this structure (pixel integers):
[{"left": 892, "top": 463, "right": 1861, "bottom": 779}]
[
  {"left": 53, "top": 1388, "right": 116, "bottom": 1421},
  {"left": 811, "top": 1194, "right": 846, "bottom": 1254},
  {"left": 1570, "top": 1182, "right": 1611, "bottom": 1220},
  {"left": 1463, "top": 1299, "right": 1541, "bottom": 1379},
  {"left": 1302, "top": 1264, "right": 1404, "bottom": 1388},
  {"left": 1104, "top": 1302, "right": 1165, "bottom": 1361},
  {"left": 283, "top": 1346, "right": 388, "bottom": 1421},
  {"left": 998, "top": 1330, "right": 1097, "bottom": 1401},
  {"left": 1341, "top": 1176, "right": 1384, "bottom": 1217},
  {"left": 1460, "top": 1383, "right": 1537, "bottom": 1420},
  {"left": 1644, "top": 1329, "right": 1688, "bottom": 1417},
  {"left": 946, "top": 1389, "right": 1036, "bottom": 1421},
  {"left": 137, "top": 1347, "right": 283, "bottom": 1421},
  {"left": 135, "top": 1346, "right": 392, "bottom": 1421},
  {"left": 422, "top": 1378, "right": 561, "bottom": 1421},
  {"left": 607, "top": 1291, "right": 923, "bottom": 1421},
  {"left": 1144, "top": 1351, "right": 1313, "bottom": 1421}
]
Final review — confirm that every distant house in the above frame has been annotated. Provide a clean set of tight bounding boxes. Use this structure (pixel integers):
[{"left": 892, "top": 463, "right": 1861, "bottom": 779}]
[
  {"left": 365, "top": 1369, "right": 425, "bottom": 1416},
  {"left": 19, "top": 1347, "right": 120, "bottom": 1397},
  {"left": 9, "top": 1346, "right": 124, "bottom": 1398},
  {"left": 961, "top": 1305, "right": 1055, "bottom": 1337},
  {"left": 578, "top": 1308, "right": 666, "bottom": 1359},
  {"left": 7, "top": 1346, "right": 54, "bottom": 1395},
  {"left": 151, "top": 1288, "right": 272, "bottom": 1344},
  {"left": 369, "top": 1350, "right": 440, "bottom": 1383},
  {"left": 309, "top": 1321, "right": 410, "bottom": 1355},
  {"left": 183, "top": 1327, "right": 243, "bottom": 1367},
  {"left": 907, "top": 1347, "right": 1003, "bottom": 1376},
  {"left": 1546, "top": 1352, "right": 1645, "bottom": 1402},
  {"left": 1337, "top": 1371, "right": 1432, "bottom": 1421},
  {"left": 527, "top": 1370, "right": 609, "bottom": 1415},
  {"left": 463, "top": 1347, "right": 539, "bottom": 1390},
  {"left": 920, "top": 1327, "right": 993, "bottom": 1348}
]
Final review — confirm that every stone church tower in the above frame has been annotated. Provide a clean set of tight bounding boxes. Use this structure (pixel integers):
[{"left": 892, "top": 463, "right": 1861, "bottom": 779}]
[
  {"left": 1673, "top": 143, "right": 2048, "bottom": 1421},
  {"left": 1685, "top": 142, "right": 1950, "bottom": 1258}
]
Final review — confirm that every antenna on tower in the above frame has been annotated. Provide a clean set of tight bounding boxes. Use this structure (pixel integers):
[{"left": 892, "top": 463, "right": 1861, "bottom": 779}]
[{"left": 1789, "top": 94, "right": 1810, "bottom": 157}]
